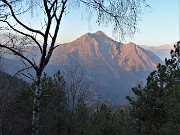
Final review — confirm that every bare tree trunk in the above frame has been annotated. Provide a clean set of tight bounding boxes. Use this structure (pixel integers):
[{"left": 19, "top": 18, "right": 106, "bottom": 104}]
[
  {"left": 31, "top": 75, "right": 42, "bottom": 135},
  {"left": 0, "top": 106, "right": 2, "bottom": 135}
]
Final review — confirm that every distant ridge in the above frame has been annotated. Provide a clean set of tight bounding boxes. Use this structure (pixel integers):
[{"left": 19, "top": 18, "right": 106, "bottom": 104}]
[{"left": 141, "top": 44, "right": 174, "bottom": 61}]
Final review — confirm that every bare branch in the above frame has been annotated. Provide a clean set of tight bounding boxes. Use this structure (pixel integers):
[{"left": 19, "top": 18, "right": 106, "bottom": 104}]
[
  {"left": 0, "top": 44, "right": 38, "bottom": 71},
  {"left": 2, "top": 20, "right": 43, "bottom": 53},
  {"left": 2, "top": 0, "right": 44, "bottom": 37},
  {"left": 43, "top": 0, "right": 67, "bottom": 68}
]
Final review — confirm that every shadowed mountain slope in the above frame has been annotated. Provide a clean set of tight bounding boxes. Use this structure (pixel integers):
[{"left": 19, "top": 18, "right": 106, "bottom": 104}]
[
  {"left": 0, "top": 31, "right": 163, "bottom": 103},
  {"left": 50, "top": 31, "right": 163, "bottom": 103}
]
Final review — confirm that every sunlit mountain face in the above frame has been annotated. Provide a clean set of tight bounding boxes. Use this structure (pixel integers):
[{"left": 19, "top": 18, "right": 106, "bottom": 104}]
[
  {"left": 0, "top": 31, "right": 164, "bottom": 104},
  {"left": 52, "top": 31, "right": 161, "bottom": 71},
  {"left": 49, "top": 31, "right": 163, "bottom": 103}
]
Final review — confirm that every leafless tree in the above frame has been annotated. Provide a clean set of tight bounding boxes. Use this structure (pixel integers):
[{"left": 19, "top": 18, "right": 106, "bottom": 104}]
[
  {"left": 63, "top": 59, "right": 96, "bottom": 135},
  {"left": 0, "top": 0, "right": 149, "bottom": 134}
]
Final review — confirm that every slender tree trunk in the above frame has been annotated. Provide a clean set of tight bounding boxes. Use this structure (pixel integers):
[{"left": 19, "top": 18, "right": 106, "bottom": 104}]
[
  {"left": 31, "top": 75, "right": 42, "bottom": 135},
  {"left": 0, "top": 105, "right": 2, "bottom": 135}
]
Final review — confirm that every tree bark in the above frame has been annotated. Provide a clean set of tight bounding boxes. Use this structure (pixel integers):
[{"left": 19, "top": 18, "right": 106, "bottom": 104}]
[
  {"left": 0, "top": 105, "right": 2, "bottom": 135},
  {"left": 31, "top": 75, "right": 42, "bottom": 135}
]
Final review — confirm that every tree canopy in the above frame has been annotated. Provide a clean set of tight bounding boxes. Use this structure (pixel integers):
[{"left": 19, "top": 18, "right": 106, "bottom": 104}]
[{"left": 127, "top": 41, "right": 180, "bottom": 135}]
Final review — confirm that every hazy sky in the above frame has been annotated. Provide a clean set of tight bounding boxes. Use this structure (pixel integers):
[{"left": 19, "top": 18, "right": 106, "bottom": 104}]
[
  {"left": 56, "top": 0, "right": 179, "bottom": 46},
  {"left": 1, "top": 0, "right": 179, "bottom": 46}
]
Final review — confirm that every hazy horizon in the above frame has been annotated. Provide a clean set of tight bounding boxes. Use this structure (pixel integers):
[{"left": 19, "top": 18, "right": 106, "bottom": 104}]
[{"left": 0, "top": 0, "right": 179, "bottom": 46}]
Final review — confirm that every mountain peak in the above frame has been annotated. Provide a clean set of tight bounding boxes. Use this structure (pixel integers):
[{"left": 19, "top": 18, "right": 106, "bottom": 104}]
[
  {"left": 50, "top": 32, "right": 163, "bottom": 103},
  {"left": 76, "top": 31, "right": 110, "bottom": 43},
  {"left": 94, "top": 31, "right": 106, "bottom": 36},
  {"left": 84, "top": 31, "right": 107, "bottom": 38}
]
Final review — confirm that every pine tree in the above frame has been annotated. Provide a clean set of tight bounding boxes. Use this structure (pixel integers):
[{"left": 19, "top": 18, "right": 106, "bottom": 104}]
[{"left": 127, "top": 41, "right": 180, "bottom": 135}]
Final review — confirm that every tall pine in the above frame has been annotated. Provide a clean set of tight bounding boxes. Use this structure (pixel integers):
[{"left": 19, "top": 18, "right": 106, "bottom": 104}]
[{"left": 127, "top": 41, "right": 180, "bottom": 135}]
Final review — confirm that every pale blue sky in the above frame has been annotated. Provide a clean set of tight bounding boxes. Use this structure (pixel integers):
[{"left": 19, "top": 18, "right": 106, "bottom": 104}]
[
  {"left": 1, "top": 0, "right": 179, "bottom": 46},
  {"left": 57, "top": 0, "right": 179, "bottom": 46}
]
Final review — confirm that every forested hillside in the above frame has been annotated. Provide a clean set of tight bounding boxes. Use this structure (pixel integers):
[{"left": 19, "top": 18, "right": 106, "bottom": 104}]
[{"left": 0, "top": 41, "right": 179, "bottom": 135}]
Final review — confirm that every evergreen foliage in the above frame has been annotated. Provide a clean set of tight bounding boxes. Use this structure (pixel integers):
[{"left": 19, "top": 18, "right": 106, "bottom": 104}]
[
  {"left": 0, "top": 41, "right": 179, "bottom": 135},
  {"left": 127, "top": 41, "right": 180, "bottom": 135}
]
